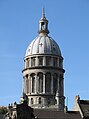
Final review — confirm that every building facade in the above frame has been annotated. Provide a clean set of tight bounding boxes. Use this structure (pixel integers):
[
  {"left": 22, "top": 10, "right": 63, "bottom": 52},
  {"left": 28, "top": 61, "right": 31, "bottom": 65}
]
[{"left": 21, "top": 8, "right": 65, "bottom": 110}]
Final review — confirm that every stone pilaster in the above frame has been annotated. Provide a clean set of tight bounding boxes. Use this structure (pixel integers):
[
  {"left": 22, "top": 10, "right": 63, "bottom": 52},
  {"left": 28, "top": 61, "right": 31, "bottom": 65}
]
[
  {"left": 28, "top": 75, "right": 31, "bottom": 94},
  {"left": 43, "top": 56, "right": 46, "bottom": 66},
  {"left": 24, "top": 77, "right": 27, "bottom": 94},
  {"left": 57, "top": 58, "right": 59, "bottom": 67},
  {"left": 51, "top": 57, "right": 53, "bottom": 66},
  {"left": 36, "top": 56, "right": 39, "bottom": 66},
  {"left": 43, "top": 73, "right": 45, "bottom": 93},
  {"left": 29, "top": 58, "right": 31, "bottom": 67},
  {"left": 51, "top": 74, "right": 53, "bottom": 94},
  {"left": 35, "top": 74, "right": 37, "bottom": 94}
]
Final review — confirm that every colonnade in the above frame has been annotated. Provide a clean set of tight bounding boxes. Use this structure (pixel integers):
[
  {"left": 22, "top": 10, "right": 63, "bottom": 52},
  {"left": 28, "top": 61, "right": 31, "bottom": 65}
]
[
  {"left": 23, "top": 72, "right": 63, "bottom": 97},
  {"left": 24, "top": 55, "right": 63, "bottom": 68}
]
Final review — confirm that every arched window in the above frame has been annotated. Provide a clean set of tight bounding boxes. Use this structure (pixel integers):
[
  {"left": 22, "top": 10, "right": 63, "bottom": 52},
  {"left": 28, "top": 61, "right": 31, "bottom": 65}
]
[
  {"left": 41, "top": 22, "right": 46, "bottom": 30},
  {"left": 45, "top": 73, "right": 51, "bottom": 93},
  {"left": 53, "top": 73, "right": 58, "bottom": 94},
  {"left": 37, "top": 73, "right": 43, "bottom": 93},
  {"left": 30, "top": 73, "right": 35, "bottom": 93}
]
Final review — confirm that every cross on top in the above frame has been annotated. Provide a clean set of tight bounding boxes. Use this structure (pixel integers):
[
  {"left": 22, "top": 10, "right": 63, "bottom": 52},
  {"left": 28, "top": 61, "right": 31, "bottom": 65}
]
[{"left": 39, "top": 43, "right": 43, "bottom": 47}]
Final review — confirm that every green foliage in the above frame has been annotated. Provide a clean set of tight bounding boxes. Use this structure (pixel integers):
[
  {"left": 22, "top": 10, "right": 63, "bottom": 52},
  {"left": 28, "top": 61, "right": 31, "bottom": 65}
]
[{"left": 0, "top": 107, "right": 8, "bottom": 114}]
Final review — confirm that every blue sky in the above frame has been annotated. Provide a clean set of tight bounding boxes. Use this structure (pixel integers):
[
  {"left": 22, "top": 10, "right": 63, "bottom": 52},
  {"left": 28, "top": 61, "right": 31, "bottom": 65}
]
[{"left": 0, "top": 0, "right": 89, "bottom": 110}]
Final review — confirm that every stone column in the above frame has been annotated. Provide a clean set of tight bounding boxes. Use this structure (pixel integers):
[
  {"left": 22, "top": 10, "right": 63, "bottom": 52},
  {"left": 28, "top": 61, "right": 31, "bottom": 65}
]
[
  {"left": 56, "top": 75, "right": 60, "bottom": 108},
  {"left": 61, "top": 77, "right": 64, "bottom": 96},
  {"left": 30, "top": 77, "right": 32, "bottom": 93},
  {"left": 51, "top": 57, "right": 53, "bottom": 66},
  {"left": 24, "top": 60, "right": 26, "bottom": 69},
  {"left": 57, "top": 58, "right": 59, "bottom": 67},
  {"left": 51, "top": 74, "right": 53, "bottom": 94},
  {"left": 43, "top": 56, "right": 46, "bottom": 66},
  {"left": 36, "top": 56, "right": 39, "bottom": 66},
  {"left": 24, "top": 77, "right": 27, "bottom": 94},
  {"left": 43, "top": 73, "right": 46, "bottom": 93},
  {"left": 23, "top": 77, "right": 26, "bottom": 93},
  {"left": 29, "top": 58, "right": 31, "bottom": 67},
  {"left": 35, "top": 74, "right": 37, "bottom": 94},
  {"left": 24, "top": 60, "right": 28, "bottom": 68},
  {"left": 36, "top": 75, "right": 39, "bottom": 93},
  {"left": 58, "top": 76, "right": 60, "bottom": 92},
  {"left": 28, "top": 75, "right": 31, "bottom": 94}
]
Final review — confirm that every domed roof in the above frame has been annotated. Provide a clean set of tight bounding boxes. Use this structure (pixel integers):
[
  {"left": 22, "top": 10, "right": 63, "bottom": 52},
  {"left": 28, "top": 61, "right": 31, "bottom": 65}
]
[
  {"left": 25, "top": 35, "right": 61, "bottom": 56},
  {"left": 25, "top": 8, "right": 62, "bottom": 57}
]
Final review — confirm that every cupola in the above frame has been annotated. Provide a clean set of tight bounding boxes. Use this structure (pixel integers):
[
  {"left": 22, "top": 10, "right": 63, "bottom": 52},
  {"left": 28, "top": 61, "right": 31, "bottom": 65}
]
[{"left": 38, "top": 7, "right": 49, "bottom": 35}]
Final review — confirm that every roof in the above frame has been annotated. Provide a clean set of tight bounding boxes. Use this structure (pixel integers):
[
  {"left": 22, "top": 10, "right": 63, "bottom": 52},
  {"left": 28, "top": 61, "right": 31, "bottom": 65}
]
[
  {"left": 25, "top": 35, "right": 61, "bottom": 57},
  {"left": 0, "top": 114, "right": 4, "bottom": 119},
  {"left": 79, "top": 100, "right": 89, "bottom": 118},
  {"left": 34, "top": 109, "right": 82, "bottom": 119}
]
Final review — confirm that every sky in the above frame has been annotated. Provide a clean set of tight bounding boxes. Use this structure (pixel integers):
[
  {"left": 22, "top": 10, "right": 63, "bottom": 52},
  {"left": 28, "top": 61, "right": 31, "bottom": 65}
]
[{"left": 0, "top": 0, "right": 89, "bottom": 110}]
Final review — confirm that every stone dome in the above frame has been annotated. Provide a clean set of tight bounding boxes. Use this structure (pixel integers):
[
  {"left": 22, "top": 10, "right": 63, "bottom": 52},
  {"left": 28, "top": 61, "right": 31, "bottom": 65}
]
[
  {"left": 25, "top": 35, "right": 61, "bottom": 56},
  {"left": 25, "top": 8, "right": 62, "bottom": 57}
]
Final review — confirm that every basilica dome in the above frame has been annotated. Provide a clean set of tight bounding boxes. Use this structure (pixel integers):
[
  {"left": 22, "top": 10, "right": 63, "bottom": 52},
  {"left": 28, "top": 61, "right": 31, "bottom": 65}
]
[
  {"left": 22, "top": 8, "right": 65, "bottom": 110},
  {"left": 25, "top": 35, "right": 61, "bottom": 56},
  {"left": 25, "top": 8, "right": 61, "bottom": 57}
]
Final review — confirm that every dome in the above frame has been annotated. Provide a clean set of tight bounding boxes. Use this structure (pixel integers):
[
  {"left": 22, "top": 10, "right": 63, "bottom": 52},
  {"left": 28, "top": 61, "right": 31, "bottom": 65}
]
[
  {"left": 25, "top": 8, "right": 62, "bottom": 57},
  {"left": 25, "top": 35, "right": 61, "bottom": 56}
]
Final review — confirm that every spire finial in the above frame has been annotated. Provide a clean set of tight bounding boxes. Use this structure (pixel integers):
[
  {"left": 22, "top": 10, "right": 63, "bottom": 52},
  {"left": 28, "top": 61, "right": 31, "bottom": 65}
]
[
  {"left": 38, "top": 7, "right": 49, "bottom": 35},
  {"left": 42, "top": 6, "right": 45, "bottom": 19}
]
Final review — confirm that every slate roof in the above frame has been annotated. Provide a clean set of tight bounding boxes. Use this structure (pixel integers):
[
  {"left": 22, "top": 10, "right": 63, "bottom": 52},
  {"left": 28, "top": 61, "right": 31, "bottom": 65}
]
[{"left": 34, "top": 109, "right": 82, "bottom": 119}]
